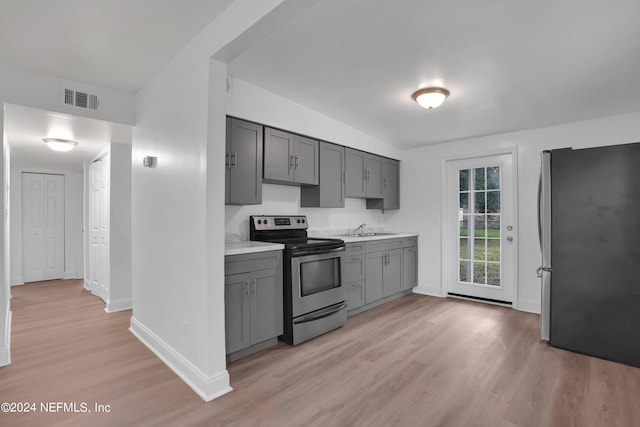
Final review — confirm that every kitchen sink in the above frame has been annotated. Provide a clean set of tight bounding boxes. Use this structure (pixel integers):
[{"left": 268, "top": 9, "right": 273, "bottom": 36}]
[{"left": 337, "top": 232, "right": 396, "bottom": 237}]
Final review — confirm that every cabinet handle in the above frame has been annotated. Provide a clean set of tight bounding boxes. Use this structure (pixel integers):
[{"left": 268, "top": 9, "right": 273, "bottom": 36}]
[
  {"left": 289, "top": 154, "right": 295, "bottom": 170},
  {"left": 243, "top": 281, "right": 249, "bottom": 296},
  {"left": 383, "top": 178, "right": 387, "bottom": 188},
  {"left": 343, "top": 171, "right": 346, "bottom": 183},
  {"left": 225, "top": 152, "right": 230, "bottom": 169},
  {"left": 251, "top": 279, "right": 257, "bottom": 296},
  {"left": 230, "top": 152, "right": 237, "bottom": 168},
  {"left": 295, "top": 154, "right": 299, "bottom": 169}
]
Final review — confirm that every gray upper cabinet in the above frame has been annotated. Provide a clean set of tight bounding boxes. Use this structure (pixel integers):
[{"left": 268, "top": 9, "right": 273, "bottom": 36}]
[
  {"left": 345, "top": 148, "right": 386, "bottom": 199},
  {"left": 366, "top": 155, "right": 384, "bottom": 199},
  {"left": 367, "top": 158, "right": 400, "bottom": 210},
  {"left": 345, "top": 148, "right": 367, "bottom": 198},
  {"left": 300, "top": 141, "right": 345, "bottom": 208},
  {"left": 264, "top": 127, "right": 319, "bottom": 185},
  {"left": 225, "top": 117, "right": 263, "bottom": 205}
]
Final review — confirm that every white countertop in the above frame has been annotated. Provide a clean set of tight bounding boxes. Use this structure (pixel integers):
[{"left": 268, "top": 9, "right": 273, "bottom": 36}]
[
  {"left": 225, "top": 240, "right": 285, "bottom": 256},
  {"left": 333, "top": 232, "right": 419, "bottom": 243}
]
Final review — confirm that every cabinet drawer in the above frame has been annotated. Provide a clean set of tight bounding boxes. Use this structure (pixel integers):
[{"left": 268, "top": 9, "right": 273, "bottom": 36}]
[
  {"left": 343, "top": 253, "right": 365, "bottom": 283},
  {"left": 402, "top": 236, "right": 418, "bottom": 248},
  {"left": 225, "top": 250, "right": 282, "bottom": 276},
  {"left": 365, "top": 238, "right": 403, "bottom": 253},
  {"left": 345, "top": 242, "right": 365, "bottom": 255}
]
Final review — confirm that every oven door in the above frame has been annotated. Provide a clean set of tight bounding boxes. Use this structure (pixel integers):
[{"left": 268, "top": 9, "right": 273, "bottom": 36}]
[{"left": 290, "top": 247, "right": 345, "bottom": 317}]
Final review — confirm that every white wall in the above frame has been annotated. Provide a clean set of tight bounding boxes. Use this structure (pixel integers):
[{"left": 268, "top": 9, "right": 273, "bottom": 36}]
[
  {"left": 225, "top": 78, "right": 402, "bottom": 236},
  {"left": 9, "top": 168, "right": 84, "bottom": 285},
  {"left": 386, "top": 110, "right": 640, "bottom": 313},
  {"left": 226, "top": 184, "right": 393, "bottom": 238},
  {"left": 130, "top": 0, "right": 294, "bottom": 402}
]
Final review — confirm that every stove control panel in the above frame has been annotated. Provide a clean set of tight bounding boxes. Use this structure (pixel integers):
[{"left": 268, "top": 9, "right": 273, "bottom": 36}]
[{"left": 250, "top": 215, "right": 307, "bottom": 231}]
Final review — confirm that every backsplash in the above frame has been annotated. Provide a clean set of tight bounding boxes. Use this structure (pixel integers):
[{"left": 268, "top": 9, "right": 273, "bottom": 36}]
[{"left": 225, "top": 183, "right": 397, "bottom": 240}]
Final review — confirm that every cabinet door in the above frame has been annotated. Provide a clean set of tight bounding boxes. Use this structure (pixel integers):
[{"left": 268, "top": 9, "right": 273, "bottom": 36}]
[
  {"left": 225, "top": 273, "right": 251, "bottom": 354},
  {"left": 343, "top": 253, "right": 365, "bottom": 284},
  {"left": 300, "top": 141, "right": 345, "bottom": 207},
  {"left": 346, "top": 281, "right": 365, "bottom": 310},
  {"left": 264, "top": 128, "right": 293, "bottom": 182},
  {"left": 365, "top": 252, "right": 384, "bottom": 303},
  {"left": 250, "top": 268, "right": 283, "bottom": 345},
  {"left": 403, "top": 246, "right": 418, "bottom": 290},
  {"left": 382, "top": 159, "right": 400, "bottom": 209},
  {"left": 383, "top": 249, "right": 403, "bottom": 297},
  {"left": 292, "top": 135, "right": 319, "bottom": 185},
  {"left": 366, "top": 155, "right": 384, "bottom": 199},
  {"left": 345, "top": 148, "right": 367, "bottom": 198},
  {"left": 228, "top": 118, "right": 263, "bottom": 205}
]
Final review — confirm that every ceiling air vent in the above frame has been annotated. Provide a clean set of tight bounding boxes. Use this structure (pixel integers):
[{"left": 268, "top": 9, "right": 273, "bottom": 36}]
[{"left": 62, "top": 88, "right": 100, "bottom": 111}]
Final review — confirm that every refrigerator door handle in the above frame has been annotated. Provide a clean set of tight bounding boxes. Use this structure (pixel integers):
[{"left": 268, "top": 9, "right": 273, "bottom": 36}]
[
  {"left": 537, "top": 174, "right": 542, "bottom": 252},
  {"left": 540, "top": 151, "right": 552, "bottom": 342}
]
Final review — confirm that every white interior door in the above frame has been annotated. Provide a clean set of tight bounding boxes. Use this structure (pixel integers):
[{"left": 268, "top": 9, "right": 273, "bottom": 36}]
[
  {"left": 89, "top": 159, "right": 109, "bottom": 300},
  {"left": 22, "top": 173, "right": 64, "bottom": 282},
  {"left": 445, "top": 154, "right": 516, "bottom": 303}
]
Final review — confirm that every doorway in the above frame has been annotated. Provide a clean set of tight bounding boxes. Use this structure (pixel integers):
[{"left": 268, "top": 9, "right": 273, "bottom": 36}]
[
  {"left": 444, "top": 152, "right": 517, "bottom": 304},
  {"left": 21, "top": 172, "right": 65, "bottom": 283}
]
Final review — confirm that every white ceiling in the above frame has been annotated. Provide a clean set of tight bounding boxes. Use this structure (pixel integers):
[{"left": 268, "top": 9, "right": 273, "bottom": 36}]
[
  {"left": 3, "top": 0, "right": 640, "bottom": 156},
  {"left": 0, "top": 0, "right": 234, "bottom": 92},
  {"left": 228, "top": 0, "right": 640, "bottom": 148},
  {"left": 6, "top": 104, "right": 132, "bottom": 171}
]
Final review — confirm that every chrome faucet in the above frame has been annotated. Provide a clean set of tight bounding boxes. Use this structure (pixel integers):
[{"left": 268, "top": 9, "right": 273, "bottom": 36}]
[{"left": 353, "top": 223, "right": 367, "bottom": 234}]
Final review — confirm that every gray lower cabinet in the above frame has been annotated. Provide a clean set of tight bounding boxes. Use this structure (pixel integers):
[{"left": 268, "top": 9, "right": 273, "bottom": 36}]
[
  {"left": 343, "top": 242, "right": 366, "bottom": 310},
  {"left": 224, "top": 251, "right": 283, "bottom": 360},
  {"left": 365, "top": 247, "right": 402, "bottom": 302},
  {"left": 225, "top": 117, "right": 263, "bottom": 205},
  {"left": 301, "top": 141, "right": 345, "bottom": 208},
  {"left": 264, "top": 127, "right": 319, "bottom": 185},
  {"left": 345, "top": 237, "right": 418, "bottom": 315},
  {"left": 402, "top": 237, "right": 418, "bottom": 290}
]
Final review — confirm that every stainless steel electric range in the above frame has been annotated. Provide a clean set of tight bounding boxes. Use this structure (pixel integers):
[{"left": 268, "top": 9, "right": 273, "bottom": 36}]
[{"left": 250, "top": 215, "right": 346, "bottom": 345}]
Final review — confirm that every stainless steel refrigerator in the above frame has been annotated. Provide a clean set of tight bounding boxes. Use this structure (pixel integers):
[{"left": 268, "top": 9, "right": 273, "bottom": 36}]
[{"left": 539, "top": 143, "right": 640, "bottom": 368}]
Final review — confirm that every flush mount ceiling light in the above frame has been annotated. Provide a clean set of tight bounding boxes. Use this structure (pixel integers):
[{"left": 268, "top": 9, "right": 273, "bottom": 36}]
[
  {"left": 412, "top": 87, "right": 450, "bottom": 109},
  {"left": 42, "top": 138, "right": 78, "bottom": 152}
]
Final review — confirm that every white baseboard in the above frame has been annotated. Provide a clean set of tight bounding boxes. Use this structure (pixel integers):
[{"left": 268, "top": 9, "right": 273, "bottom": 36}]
[
  {"left": 0, "top": 309, "right": 12, "bottom": 366},
  {"left": 84, "top": 280, "right": 91, "bottom": 291},
  {"left": 63, "top": 270, "right": 76, "bottom": 280},
  {"left": 412, "top": 285, "right": 444, "bottom": 297},
  {"left": 106, "top": 298, "right": 132, "bottom": 313},
  {"left": 10, "top": 276, "right": 24, "bottom": 286},
  {"left": 517, "top": 299, "right": 541, "bottom": 314},
  {"left": 129, "top": 317, "right": 232, "bottom": 402}
]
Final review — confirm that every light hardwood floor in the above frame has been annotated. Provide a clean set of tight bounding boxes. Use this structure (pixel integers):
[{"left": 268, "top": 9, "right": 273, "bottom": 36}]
[{"left": 1, "top": 279, "right": 639, "bottom": 427}]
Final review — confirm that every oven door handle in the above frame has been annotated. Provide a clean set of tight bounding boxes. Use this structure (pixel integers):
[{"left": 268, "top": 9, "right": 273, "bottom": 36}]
[
  {"left": 292, "top": 246, "right": 345, "bottom": 258},
  {"left": 293, "top": 303, "right": 347, "bottom": 324}
]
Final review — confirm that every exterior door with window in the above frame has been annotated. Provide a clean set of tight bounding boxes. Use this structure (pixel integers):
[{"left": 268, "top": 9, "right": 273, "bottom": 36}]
[{"left": 446, "top": 154, "right": 516, "bottom": 303}]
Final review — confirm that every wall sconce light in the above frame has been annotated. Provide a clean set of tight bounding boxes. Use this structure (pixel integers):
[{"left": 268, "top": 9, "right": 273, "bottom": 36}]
[
  {"left": 412, "top": 87, "right": 450, "bottom": 109},
  {"left": 143, "top": 156, "right": 157, "bottom": 168}
]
